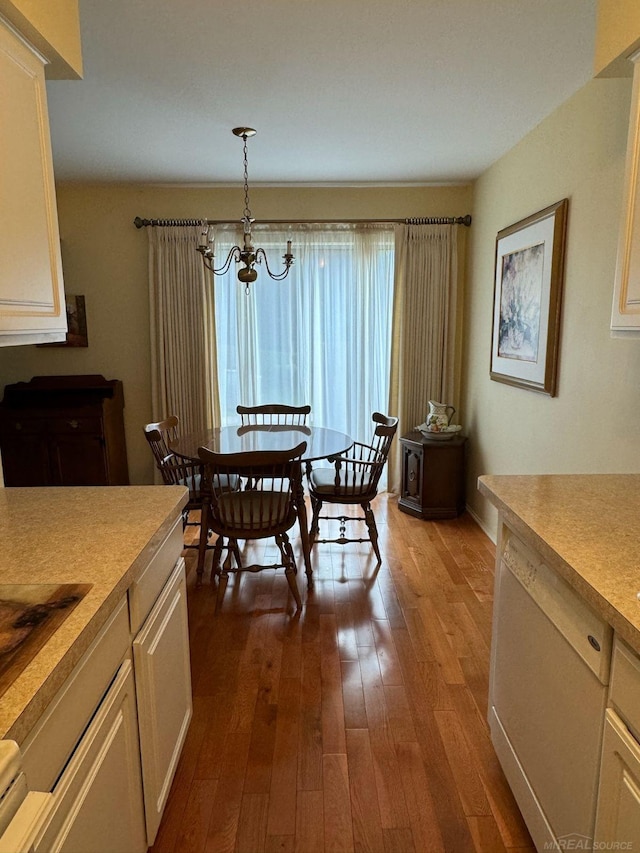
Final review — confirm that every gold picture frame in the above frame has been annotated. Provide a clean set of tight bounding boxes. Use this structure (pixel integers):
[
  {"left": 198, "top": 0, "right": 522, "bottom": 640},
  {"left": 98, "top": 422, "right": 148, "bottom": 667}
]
[
  {"left": 38, "top": 294, "right": 88, "bottom": 348},
  {"left": 490, "top": 199, "right": 568, "bottom": 396}
]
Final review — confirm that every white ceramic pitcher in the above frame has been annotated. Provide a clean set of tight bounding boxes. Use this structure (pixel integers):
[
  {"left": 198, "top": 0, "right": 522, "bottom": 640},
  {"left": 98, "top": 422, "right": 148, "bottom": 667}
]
[{"left": 427, "top": 400, "right": 456, "bottom": 430}]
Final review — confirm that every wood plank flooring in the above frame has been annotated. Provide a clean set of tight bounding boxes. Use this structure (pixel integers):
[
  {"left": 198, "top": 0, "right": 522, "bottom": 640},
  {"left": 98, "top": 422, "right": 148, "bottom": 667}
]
[{"left": 151, "top": 495, "right": 534, "bottom": 853}]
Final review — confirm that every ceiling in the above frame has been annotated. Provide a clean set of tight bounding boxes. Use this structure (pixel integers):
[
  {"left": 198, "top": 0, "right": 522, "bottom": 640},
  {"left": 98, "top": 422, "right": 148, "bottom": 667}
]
[{"left": 46, "top": 0, "right": 598, "bottom": 185}]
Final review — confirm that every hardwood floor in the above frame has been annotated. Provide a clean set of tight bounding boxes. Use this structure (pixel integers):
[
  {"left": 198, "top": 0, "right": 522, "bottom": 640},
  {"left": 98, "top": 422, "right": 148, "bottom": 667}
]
[{"left": 150, "top": 495, "right": 534, "bottom": 853}]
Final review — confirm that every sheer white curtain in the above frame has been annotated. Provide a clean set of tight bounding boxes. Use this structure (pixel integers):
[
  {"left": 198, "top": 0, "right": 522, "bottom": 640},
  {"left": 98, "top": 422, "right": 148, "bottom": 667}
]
[
  {"left": 213, "top": 224, "right": 394, "bottom": 447},
  {"left": 387, "top": 223, "right": 458, "bottom": 493},
  {"left": 147, "top": 225, "right": 220, "bottom": 439}
]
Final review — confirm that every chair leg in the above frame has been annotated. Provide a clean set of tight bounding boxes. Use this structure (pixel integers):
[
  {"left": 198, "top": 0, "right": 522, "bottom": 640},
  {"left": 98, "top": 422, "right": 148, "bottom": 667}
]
[
  {"left": 309, "top": 495, "right": 322, "bottom": 538},
  {"left": 231, "top": 538, "right": 242, "bottom": 568},
  {"left": 277, "top": 533, "right": 302, "bottom": 610},
  {"left": 294, "top": 482, "right": 313, "bottom": 585},
  {"left": 196, "top": 500, "right": 211, "bottom": 587},
  {"left": 362, "top": 501, "right": 382, "bottom": 564},
  {"left": 211, "top": 536, "right": 223, "bottom": 582},
  {"left": 215, "top": 566, "right": 229, "bottom": 612}
]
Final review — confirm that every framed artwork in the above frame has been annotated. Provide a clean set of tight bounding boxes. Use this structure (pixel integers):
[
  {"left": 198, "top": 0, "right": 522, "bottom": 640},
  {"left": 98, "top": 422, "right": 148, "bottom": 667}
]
[
  {"left": 490, "top": 199, "right": 568, "bottom": 396},
  {"left": 38, "top": 294, "right": 88, "bottom": 348}
]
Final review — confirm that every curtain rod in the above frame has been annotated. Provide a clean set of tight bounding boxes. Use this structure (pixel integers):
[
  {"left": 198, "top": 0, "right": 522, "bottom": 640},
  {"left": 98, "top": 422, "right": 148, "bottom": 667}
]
[{"left": 133, "top": 215, "right": 472, "bottom": 229}]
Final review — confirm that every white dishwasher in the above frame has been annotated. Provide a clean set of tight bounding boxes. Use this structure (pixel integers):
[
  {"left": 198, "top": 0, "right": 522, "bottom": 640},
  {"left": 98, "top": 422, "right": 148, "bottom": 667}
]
[{"left": 489, "top": 528, "right": 612, "bottom": 851}]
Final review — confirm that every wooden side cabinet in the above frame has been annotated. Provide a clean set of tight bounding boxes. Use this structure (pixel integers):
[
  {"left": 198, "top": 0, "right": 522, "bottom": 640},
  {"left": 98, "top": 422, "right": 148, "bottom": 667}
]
[
  {"left": 398, "top": 431, "right": 467, "bottom": 519},
  {"left": 0, "top": 375, "right": 129, "bottom": 486}
]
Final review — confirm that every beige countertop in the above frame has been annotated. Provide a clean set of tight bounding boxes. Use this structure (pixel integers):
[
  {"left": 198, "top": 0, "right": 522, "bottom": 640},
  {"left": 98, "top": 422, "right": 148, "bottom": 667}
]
[
  {"left": 478, "top": 474, "right": 640, "bottom": 654},
  {"left": 0, "top": 485, "right": 187, "bottom": 743}
]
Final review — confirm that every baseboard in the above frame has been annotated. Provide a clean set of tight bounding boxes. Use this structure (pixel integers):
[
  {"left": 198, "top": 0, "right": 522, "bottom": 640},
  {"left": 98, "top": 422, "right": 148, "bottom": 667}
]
[{"left": 465, "top": 503, "right": 497, "bottom": 544}]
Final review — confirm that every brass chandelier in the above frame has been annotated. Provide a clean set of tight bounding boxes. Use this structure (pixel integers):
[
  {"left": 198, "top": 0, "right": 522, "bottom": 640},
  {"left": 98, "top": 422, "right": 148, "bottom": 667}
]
[{"left": 197, "top": 127, "right": 294, "bottom": 292}]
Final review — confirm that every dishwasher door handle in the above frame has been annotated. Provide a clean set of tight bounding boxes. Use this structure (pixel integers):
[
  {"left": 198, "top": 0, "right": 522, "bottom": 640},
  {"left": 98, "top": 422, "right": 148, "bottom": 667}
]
[{"left": 588, "top": 635, "right": 602, "bottom": 652}]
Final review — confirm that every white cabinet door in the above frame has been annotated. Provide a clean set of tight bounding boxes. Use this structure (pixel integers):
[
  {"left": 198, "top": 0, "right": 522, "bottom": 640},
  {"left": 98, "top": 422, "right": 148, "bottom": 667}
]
[
  {"left": 33, "top": 658, "right": 147, "bottom": 853},
  {"left": 0, "top": 21, "right": 67, "bottom": 346},
  {"left": 594, "top": 708, "right": 640, "bottom": 846},
  {"left": 133, "top": 558, "right": 192, "bottom": 844},
  {"left": 612, "top": 51, "right": 640, "bottom": 334}
]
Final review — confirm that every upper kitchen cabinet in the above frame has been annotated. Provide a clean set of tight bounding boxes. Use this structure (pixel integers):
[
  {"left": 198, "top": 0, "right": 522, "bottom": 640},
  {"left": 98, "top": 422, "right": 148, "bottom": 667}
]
[
  {"left": 0, "top": 3, "right": 82, "bottom": 347},
  {"left": 594, "top": 0, "right": 640, "bottom": 79},
  {"left": 611, "top": 52, "right": 640, "bottom": 335},
  {"left": 0, "top": 0, "right": 82, "bottom": 79},
  {"left": 595, "top": 0, "right": 640, "bottom": 334}
]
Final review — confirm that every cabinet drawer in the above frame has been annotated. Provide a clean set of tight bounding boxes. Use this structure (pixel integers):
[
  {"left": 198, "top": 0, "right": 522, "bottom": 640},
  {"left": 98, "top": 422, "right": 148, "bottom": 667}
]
[
  {"left": 21, "top": 597, "right": 130, "bottom": 793},
  {"left": 0, "top": 417, "right": 46, "bottom": 435},
  {"left": 48, "top": 417, "right": 103, "bottom": 435},
  {"left": 128, "top": 516, "right": 184, "bottom": 634},
  {"left": 609, "top": 638, "right": 640, "bottom": 741}
]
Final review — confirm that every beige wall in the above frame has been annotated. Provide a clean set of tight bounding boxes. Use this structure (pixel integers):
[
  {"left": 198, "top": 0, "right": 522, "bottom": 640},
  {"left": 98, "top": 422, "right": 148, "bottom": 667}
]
[
  {"left": 0, "top": 183, "right": 471, "bottom": 485},
  {"left": 462, "top": 77, "right": 640, "bottom": 537}
]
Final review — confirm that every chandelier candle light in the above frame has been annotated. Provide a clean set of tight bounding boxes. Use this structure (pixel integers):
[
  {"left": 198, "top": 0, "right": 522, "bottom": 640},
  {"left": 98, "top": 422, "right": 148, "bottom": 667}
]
[{"left": 197, "top": 127, "right": 294, "bottom": 293}]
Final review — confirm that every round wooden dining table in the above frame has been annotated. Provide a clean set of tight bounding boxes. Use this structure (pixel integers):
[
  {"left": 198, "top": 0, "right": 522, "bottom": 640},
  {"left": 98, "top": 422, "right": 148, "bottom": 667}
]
[
  {"left": 170, "top": 425, "right": 353, "bottom": 584},
  {"left": 171, "top": 424, "right": 352, "bottom": 465}
]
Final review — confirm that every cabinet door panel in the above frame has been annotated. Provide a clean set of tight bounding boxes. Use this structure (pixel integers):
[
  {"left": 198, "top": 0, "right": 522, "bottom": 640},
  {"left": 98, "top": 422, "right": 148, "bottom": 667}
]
[
  {"left": 0, "top": 435, "right": 51, "bottom": 485},
  {"left": 402, "top": 445, "right": 422, "bottom": 503},
  {"left": 133, "top": 559, "right": 192, "bottom": 844},
  {"left": 611, "top": 52, "right": 640, "bottom": 334},
  {"left": 423, "top": 445, "right": 464, "bottom": 510},
  {"left": 0, "top": 22, "right": 66, "bottom": 344},
  {"left": 50, "top": 435, "right": 108, "bottom": 485},
  {"left": 595, "top": 709, "right": 640, "bottom": 847},
  {"left": 34, "top": 659, "right": 146, "bottom": 853}
]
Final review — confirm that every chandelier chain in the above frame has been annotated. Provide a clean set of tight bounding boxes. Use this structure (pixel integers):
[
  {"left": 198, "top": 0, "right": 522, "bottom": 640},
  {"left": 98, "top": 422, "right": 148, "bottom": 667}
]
[
  {"left": 195, "top": 126, "right": 294, "bottom": 290},
  {"left": 242, "top": 134, "right": 252, "bottom": 230}
]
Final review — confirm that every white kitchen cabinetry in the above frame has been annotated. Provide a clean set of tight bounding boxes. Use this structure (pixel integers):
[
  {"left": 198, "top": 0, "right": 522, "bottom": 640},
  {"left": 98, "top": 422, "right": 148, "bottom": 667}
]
[
  {"left": 133, "top": 558, "right": 192, "bottom": 845},
  {"left": 1, "top": 600, "right": 145, "bottom": 853},
  {"left": 0, "top": 513, "right": 192, "bottom": 851},
  {"left": 21, "top": 598, "right": 132, "bottom": 794},
  {"left": 611, "top": 51, "right": 640, "bottom": 334},
  {"left": 0, "top": 19, "right": 67, "bottom": 346},
  {"left": 33, "top": 659, "right": 146, "bottom": 853},
  {"left": 595, "top": 639, "right": 640, "bottom": 847}
]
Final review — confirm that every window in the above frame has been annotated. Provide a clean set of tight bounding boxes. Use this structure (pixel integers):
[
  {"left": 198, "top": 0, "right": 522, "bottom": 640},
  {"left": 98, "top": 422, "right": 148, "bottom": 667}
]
[{"left": 213, "top": 224, "right": 394, "bottom": 446}]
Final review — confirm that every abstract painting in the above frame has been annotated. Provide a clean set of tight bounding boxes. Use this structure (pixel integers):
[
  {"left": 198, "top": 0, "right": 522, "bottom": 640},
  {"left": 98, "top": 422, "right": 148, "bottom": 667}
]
[{"left": 490, "top": 200, "right": 568, "bottom": 396}]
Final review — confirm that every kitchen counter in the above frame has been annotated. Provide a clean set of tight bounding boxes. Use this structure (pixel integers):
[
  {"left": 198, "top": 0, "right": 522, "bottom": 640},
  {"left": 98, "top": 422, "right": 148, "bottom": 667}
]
[
  {"left": 0, "top": 485, "right": 187, "bottom": 743},
  {"left": 478, "top": 474, "right": 640, "bottom": 654}
]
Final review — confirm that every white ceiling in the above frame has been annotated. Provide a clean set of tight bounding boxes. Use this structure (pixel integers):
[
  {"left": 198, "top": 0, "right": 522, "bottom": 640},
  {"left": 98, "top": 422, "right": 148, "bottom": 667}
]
[{"left": 46, "top": 0, "right": 598, "bottom": 185}]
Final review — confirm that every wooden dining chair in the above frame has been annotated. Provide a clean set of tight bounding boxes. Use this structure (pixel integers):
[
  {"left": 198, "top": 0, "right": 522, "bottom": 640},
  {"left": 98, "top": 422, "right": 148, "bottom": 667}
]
[
  {"left": 236, "top": 403, "right": 311, "bottom": 427},
  {"left": 144, "top": 415, "right": 240, "bottom": 578},
  {"left": 198, "top": 442, "right": 307, "bottom": 610},
  {"left": 307, "top": 412, "right": 398, "bottom": 564},
  {"left": 143, "top": 416, "right": 203, "bottom": 527}
]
